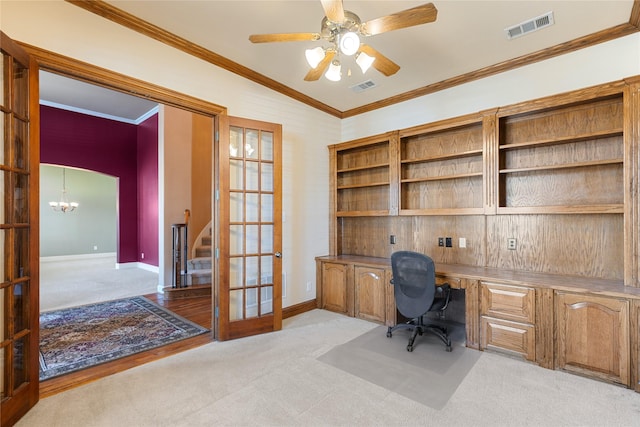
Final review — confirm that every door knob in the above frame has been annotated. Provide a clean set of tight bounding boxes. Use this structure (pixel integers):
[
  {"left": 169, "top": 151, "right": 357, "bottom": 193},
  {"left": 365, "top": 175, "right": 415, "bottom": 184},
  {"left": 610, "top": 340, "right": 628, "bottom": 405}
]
[{"left": 275, "top": 251, "right": 282, "bottom": 258}]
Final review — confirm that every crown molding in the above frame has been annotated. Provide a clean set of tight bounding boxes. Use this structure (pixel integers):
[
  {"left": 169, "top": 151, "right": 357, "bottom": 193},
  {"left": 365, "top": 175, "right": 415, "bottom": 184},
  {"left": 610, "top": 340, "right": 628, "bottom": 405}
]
[{"left": 67, "top": 0, "right": 640, "bottom": 119}]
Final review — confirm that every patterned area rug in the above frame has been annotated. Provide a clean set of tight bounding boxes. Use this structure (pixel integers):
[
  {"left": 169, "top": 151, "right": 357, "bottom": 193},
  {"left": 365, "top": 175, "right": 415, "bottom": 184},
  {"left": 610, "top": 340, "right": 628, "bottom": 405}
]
[{"left": 39, "top": 296, "right": 209, "bottom": 380}]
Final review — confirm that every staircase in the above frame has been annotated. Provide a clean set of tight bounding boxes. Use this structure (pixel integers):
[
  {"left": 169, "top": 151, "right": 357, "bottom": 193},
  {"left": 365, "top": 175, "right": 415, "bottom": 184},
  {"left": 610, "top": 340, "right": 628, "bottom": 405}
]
[{"left": 163, "top": 228, "right": 213, "bottom": 300}]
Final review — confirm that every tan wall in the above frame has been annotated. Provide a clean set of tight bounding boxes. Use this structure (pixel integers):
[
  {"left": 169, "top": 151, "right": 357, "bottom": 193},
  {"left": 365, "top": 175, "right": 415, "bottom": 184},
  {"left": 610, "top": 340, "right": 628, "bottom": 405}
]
[{"left": 190, "top": 114, "right": 213, "bottom": 251}]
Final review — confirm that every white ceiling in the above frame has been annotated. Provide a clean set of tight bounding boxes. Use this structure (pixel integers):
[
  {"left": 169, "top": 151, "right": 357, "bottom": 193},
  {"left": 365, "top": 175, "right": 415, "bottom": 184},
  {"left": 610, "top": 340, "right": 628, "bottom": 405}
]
[
  {"left": 41, "top": 1, "right": 636, "bottom": 119},
  {"left": 40, "top": 71, "right": 158, "bottom": 123}
]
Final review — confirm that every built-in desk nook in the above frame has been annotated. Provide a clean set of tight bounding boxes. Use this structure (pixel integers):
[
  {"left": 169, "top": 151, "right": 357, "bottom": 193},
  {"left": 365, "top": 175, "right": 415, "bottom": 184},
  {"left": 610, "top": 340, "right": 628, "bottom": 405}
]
[
  {"left": 316, "top": 255, "right": 640, "bottom": 391},
  {"left": 319, "top": 76, "right": 640, "bottom": 393}
]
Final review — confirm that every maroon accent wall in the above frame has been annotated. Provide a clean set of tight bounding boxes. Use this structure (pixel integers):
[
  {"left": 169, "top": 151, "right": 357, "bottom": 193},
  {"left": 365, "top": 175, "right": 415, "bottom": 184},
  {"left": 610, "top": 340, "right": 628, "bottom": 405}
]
[
  {"left": 40, "top": 105, "right": 159, "bottom": 265},
  {"left": 137, "top": 113, "right": 159, "bottom": 266}
]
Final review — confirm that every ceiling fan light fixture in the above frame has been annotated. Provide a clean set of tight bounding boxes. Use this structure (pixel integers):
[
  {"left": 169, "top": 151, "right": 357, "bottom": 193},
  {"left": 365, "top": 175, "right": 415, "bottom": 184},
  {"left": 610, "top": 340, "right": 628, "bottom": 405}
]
[
  {"left": 325, "top": 60, "right": 342, "bottom": 81},
  {"left": 356, "top": 51, "right": 375, "bottom": 73},
  {"left": 339, "top": 31, "right": 360, "bottom": 56},
  {"left": 305, "top": 46, "right": 326, "bottom": 68}
]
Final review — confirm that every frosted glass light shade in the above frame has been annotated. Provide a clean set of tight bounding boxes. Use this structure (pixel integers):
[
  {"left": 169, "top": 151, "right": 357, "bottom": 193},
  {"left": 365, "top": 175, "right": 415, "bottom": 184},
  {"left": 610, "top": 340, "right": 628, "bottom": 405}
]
[
  {"left": 339, "top": 31, "right": 360, "bottom": 56},
  {"left": 325, "top": 61, "right": 342, "bottom": 81},
  {"left": 356, "top": 51, "right": 375, "bottom": 73},
  {"left": 305, "top": 47, "right": 325, "bottom": 68}
]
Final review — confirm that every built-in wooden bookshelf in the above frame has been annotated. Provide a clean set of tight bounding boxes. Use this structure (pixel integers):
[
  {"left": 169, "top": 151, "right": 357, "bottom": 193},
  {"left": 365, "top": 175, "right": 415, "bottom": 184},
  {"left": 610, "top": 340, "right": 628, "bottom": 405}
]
[
  {"left": 497, "top": 94, "right": 624, "bottom": 214},
  {"left": 327, "top": 77, "right": 639, "bottom": 287},
  {"left": 324, "top": 76, "right": 640, "bottom": 394},
  {"left": 331, "top": 132, "right": 397, "bottom": 217},
  {"left": 399, "top": 118, "right": 484, "bottom": 215}
]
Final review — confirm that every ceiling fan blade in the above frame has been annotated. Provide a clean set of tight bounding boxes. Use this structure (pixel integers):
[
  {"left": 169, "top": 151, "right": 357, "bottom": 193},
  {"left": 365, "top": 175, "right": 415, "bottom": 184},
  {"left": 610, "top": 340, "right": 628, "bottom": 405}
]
[
  {"left": 304, "top": 50, "right": 336, "bottom": 81},
  {"left": 359, "top": 44, "right": 400, "bottom": 76},
  {"left": 320, "top": 0, "right": 345, "bottom": 23},
  {"left": 249, "top": 33, "right": 320, "bottom": 43},
  {"left": 361, "top": 3, "right": 437, "bottom": 36}
]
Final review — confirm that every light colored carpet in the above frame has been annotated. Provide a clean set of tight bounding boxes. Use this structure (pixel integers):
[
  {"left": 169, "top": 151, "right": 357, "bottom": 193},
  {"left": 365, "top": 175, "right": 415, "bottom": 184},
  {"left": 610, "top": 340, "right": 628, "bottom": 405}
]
[
  {"left": 40, "top": 256, "right": 159, "bottom": 312},
  {"left": 318, "top": 323, "right": 479, "bottom": 409},
  {"left": 17, "top": 309, "right": 640, "bottom": 427}
]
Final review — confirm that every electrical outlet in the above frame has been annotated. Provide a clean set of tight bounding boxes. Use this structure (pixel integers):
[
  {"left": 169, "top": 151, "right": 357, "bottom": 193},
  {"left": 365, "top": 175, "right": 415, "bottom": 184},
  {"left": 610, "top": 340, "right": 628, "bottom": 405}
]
[
  {"left": 93, "top": 245, "right": 98, "bottom": 251},
  {"left": 459, "top": 237, "right": 466, "bottom": 248},
  {"left": 390, "top": 235, "right": 396, "bottom": 245},
  {"left": 438, "top": 237, "right": 444, "bottom": 247},
  {"left": 507, "top": 238, "right": 517, "bottom": 250},
  {"left": 445, "top": 237, "right": 452, "bottom": 248},
  {"left": 306, "top": 281, "right": 312, "bottom": 292},
  {"left": 141, "top": 252, "right": 145, "bottom": 259}
]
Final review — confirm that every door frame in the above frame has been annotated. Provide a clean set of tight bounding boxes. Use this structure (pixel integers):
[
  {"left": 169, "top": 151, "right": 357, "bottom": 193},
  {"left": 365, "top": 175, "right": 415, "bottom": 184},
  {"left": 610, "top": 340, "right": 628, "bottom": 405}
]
[
  {"left": 1, "top": 30, "right": 40, "bottom": 427},
  {"left": 21, "top": 45, "right": 228, "bottom": 342}
]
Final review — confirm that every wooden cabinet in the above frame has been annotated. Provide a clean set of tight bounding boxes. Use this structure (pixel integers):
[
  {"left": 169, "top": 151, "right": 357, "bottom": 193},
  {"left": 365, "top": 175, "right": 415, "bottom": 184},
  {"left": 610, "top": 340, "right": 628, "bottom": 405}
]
[
  {"left": 497, "top": 94, "right": 624, "bottom": 214},
  {"left": 480, "top": 282, "right": 536, "bottom": 361},
  {"left": 316, "top": 257, "right": 392, "bottom": 325},
  {"left": 354, "top": 266, "right": 387, "bottom": 323},
  {"left": 319, "top": 262, "right": 352, "bottom": 316},
  {"left": 555, "top": 292, "right": 629, "bottom": 386},
  {"left": 399, "top": 119, "right": 484, "bottom": 215}
]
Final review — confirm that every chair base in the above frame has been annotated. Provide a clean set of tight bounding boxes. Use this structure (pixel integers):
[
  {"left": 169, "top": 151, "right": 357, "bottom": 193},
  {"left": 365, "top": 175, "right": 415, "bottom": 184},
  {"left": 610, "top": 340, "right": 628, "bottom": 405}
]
[{"left": 387, "top": 317, "right": 452, "bottom": 352}]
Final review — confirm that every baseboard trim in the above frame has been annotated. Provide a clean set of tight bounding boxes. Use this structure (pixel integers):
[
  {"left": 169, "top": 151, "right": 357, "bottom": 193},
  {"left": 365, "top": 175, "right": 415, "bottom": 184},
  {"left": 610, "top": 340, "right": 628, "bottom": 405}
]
[
  {"left": 40, "top": 252, "right": 117, "bottom": 263},
  {"left": 116, "top": 262, "right": 159, "bottom": 273},
  {"left": 283, "top": 299, "right": 317, "bottom": 319}
]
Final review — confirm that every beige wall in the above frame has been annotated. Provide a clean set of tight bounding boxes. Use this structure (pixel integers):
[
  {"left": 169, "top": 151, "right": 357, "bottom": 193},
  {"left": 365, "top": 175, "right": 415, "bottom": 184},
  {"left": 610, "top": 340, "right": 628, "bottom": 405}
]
[
  {"left": 190, "top": 114, "right": 213, "bottom": 253},
  {"left": 2, "top": 1, "right": 638, "bottom": 305},
  {"left": 1, "top": 0, "right": 336, "bottom": 306}
]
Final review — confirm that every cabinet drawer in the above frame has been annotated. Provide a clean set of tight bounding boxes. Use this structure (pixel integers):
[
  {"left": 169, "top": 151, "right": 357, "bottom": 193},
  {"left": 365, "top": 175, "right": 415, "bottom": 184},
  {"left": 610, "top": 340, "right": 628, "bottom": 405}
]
[
  {"left": 481, "top": 316, "right": 535, "bottom": 361},
  {"left": 481, "top": 282, "right": 535, "bottom": 323}
]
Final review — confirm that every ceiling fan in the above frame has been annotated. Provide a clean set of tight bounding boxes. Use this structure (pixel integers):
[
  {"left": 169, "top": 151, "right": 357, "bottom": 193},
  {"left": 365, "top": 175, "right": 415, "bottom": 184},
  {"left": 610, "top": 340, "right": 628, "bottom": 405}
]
[{"left": 249, "top": 1, "right": 438, "bottom": 82}]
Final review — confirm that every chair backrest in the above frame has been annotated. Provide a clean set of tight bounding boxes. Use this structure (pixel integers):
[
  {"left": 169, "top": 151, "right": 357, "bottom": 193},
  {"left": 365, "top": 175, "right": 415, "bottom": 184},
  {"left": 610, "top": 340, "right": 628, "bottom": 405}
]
[{"left": 390, "top": 251, "right": 437, "bottom": 319}]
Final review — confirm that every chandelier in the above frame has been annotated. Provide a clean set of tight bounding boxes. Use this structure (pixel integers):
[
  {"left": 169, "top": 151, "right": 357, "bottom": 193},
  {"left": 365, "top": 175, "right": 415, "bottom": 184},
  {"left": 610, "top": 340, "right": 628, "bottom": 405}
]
[{"left": 49, "top": 168, "right": 79, "bottom": 213}]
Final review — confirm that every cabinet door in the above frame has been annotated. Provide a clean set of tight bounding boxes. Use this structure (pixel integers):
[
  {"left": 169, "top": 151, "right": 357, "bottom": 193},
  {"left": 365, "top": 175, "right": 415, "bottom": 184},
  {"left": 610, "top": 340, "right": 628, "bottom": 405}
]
[
  {"left": 556, "top": 292, "right": 629, "bottom": 386},
  {"left": 321, "top": 263, "right": 352, "bottom": 315},
  {"left": 354, "top": 266, "right": 386, "bottom": 323}
]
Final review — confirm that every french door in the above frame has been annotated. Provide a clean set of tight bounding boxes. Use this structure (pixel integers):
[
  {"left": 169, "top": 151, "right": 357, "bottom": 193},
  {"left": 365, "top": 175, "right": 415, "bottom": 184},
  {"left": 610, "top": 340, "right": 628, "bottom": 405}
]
[
  {"left": 217, "top": 116, "right": 282, "bottom": 340},
  {"left": 1, "top": 31, "right": 40, "bottom": 426}
]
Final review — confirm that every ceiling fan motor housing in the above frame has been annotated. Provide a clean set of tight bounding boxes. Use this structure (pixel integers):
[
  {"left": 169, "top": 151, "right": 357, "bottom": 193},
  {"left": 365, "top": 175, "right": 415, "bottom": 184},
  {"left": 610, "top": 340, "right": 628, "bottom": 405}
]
[{"left": 320, "top": 10, "right": 362, "bottom": 43}]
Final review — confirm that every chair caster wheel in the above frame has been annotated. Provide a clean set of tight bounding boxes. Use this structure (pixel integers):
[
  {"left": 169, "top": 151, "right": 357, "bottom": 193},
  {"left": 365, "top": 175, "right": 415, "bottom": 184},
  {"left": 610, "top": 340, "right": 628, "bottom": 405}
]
[
  {"left": 446, "top": 345, "right": 452, "bottom": 352},
  {"left": 386, "top": 331, "right": 392, "bottom": 338},
  {"left": 407, "top": 345, "right": 414, "bottom": 352}
]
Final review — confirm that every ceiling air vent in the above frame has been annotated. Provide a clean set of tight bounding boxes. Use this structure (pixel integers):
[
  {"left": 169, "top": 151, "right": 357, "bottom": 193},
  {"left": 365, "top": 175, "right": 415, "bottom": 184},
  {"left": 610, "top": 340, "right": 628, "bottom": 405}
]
[
  {"left": 505, "top": 11, "right": 554, "bottom": 40},
  {"left": 350, "top": 79, "right": 377, "bottom": 93}
]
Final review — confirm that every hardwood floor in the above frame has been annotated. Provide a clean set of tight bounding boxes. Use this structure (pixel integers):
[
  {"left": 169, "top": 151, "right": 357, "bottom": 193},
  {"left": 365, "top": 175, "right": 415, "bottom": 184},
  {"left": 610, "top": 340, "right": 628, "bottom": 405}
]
[{"left": 39, "top": 293, "right": 213, "bottom": 398}]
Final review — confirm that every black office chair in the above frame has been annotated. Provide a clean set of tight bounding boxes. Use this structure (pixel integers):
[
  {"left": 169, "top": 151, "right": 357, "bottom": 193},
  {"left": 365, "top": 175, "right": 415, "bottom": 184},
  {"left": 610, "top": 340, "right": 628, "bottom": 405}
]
[{"left": 387, "top": 251, "right": 452, "bottom": 352}]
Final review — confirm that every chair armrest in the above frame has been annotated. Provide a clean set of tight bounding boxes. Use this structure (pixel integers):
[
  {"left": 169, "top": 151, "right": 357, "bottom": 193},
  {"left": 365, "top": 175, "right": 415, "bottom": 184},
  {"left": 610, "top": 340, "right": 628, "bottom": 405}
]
[
  {"left": 435, "top": 283, "right": 450, "bottom": 295},
  {"left": 435, "top": 283, "right": 451, "bottom": 311}
]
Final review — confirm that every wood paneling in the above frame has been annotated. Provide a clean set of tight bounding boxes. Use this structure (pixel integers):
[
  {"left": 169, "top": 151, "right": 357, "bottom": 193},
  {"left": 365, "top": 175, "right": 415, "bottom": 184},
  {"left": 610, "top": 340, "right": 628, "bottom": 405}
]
[
  {"left": 485, "top": 214, "right": 623, "bottom": 280},
  {"left": 535, "top": 287, "right": 554, "bottom": 369}
]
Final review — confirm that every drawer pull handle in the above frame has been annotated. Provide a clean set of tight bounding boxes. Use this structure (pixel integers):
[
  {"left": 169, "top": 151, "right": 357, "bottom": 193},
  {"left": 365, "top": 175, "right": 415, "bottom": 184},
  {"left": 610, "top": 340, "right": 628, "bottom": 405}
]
[{"left": 366, "top": 272, "right": 379, "bottom": 280}]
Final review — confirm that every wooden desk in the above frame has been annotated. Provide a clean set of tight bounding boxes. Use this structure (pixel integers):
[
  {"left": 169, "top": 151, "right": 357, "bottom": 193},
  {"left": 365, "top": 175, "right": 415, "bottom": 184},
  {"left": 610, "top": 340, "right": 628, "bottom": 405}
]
[{"left": 316, "top": 255, "right": 640, "bottom": 392}]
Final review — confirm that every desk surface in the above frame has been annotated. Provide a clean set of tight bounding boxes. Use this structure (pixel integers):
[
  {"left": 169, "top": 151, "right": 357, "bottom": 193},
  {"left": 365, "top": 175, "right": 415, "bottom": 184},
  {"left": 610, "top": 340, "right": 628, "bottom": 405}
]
[{"left": 316, "top": 255, "right": 640, "bottom": 300}]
